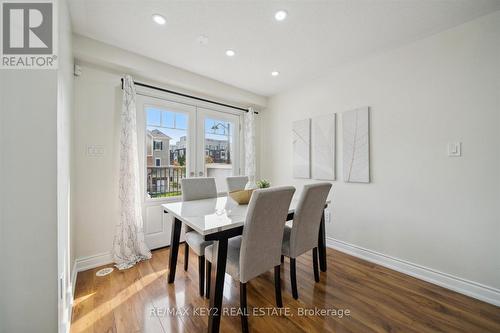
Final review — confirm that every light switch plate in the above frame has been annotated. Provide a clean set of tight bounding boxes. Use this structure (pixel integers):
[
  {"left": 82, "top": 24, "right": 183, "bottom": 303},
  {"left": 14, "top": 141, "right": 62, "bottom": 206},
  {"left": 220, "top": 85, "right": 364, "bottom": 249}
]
[
  {"left": 87, "top": 145, "right": 105, "bottom": 157},
  {"left": 447, "top": 142, "right": 461, "bottom": 157}
]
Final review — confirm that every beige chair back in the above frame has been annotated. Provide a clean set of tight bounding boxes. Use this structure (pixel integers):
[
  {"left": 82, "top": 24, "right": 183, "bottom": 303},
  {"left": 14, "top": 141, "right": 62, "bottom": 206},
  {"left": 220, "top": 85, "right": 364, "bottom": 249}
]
[
  {"left": 226, "top": 176, "right": 249, "bottom": 192},
  {"left": 181, "top": 178, "right": 218, "bottom": 233},
  {"left": 239, "top": 186, "right": 295, "bottom": 283},
  {"left": 181, "top": 177, "right": 217, "bottom": 201},
  {"left": 289, "top": 183, "right": 332, "bottom": 258}
]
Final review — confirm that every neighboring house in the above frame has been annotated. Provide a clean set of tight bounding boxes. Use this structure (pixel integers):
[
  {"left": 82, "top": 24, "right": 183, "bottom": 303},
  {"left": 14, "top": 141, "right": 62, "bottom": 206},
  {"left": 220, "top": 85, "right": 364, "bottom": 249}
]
[
  {"left": 170, "top": 135, "right": 230, "bottom": 164},
  {"left": 146, "top": 129, "right": 171, "bottom": 167},
  {"left": 146, "top": 129, "right": 173, "bottom": 196},
  {"left": 170, "top": 135, "right": 187, "bottom": 165},
  {"left": 205, "top": 138, "right": 230, "bottom": 163}
]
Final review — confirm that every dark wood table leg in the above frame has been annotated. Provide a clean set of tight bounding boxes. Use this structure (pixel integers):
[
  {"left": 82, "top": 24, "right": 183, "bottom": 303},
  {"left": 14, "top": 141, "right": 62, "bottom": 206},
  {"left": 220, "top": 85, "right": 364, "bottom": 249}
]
[
  {"left": 168, "top": 216, "right": 182, "bottom": 283},
  {"left": 208, "top": 238, "right": 229, "bottom": 333},
  {"left": 318, "top": 211, "right": 327, "bottom": 272}
]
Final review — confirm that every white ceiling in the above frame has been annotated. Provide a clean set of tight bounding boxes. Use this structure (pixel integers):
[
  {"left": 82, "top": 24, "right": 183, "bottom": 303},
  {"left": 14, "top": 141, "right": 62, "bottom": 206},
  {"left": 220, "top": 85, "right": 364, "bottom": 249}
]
[{"left": 68, "top": 0, "right": 500, "bottom": 96}]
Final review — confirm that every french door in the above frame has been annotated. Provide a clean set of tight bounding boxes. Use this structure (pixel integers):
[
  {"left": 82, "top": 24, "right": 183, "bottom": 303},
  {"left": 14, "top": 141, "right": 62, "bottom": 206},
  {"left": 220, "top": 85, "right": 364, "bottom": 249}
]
[
  {"left": 136, "top": 95, "right": 242, "bottom": 249},
  {"left": 197, "top": 107, "right": 240, "bottom": 193}
]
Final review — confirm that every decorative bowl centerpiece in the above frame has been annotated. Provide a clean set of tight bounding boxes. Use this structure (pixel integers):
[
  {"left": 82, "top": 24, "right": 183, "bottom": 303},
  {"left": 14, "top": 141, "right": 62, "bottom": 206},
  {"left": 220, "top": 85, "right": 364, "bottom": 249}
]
[
  {"left": 229, "top": 189, "right": 254, "bottom": 205},
  {"left": 228, "top": 179, "right": 271, "bottom": 205}
]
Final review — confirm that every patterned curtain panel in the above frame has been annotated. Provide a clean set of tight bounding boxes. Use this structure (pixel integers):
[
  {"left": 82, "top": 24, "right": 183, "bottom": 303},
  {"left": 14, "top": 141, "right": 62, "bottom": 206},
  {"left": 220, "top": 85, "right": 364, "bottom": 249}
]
[
  {"left": 244, "top": 108, "right": 257, "bottom": 189},
  {"left": 113, "top": 75, "right": 152, "bottom": 270}
]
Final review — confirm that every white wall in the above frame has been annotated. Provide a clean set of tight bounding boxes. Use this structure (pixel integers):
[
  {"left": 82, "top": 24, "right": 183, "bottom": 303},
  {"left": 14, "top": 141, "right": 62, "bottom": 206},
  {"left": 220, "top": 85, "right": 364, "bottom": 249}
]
[
  {"left": 262, "top": 11, "right": 500, "bottom": 294},
  {"left": 0, "top": 53, "right": 4, "bottom": 332},
  {"left": 73, "top": 64, "right": 122, "bottom": 261},
  {"left": 0, "top": 1, "right": 73, "bottom": 331},
  {"left": 0, "top": 70, "right": 59, "bottom": 333},
  {"left": 72, "top": 54, "right": 265, "bottom": 261}
]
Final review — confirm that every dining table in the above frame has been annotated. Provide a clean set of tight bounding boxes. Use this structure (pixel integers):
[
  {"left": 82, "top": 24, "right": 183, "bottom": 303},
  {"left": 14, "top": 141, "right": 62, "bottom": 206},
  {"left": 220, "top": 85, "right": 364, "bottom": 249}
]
[{"left": 162, "top": 195, "right": 329, "bottom": 333}]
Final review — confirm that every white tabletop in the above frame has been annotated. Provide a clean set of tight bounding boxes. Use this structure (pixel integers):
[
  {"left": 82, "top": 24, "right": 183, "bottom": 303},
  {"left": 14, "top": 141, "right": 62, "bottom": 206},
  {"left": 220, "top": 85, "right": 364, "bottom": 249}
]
[{"left": 162, "top": 196, "right": 329, "bottom": 236}]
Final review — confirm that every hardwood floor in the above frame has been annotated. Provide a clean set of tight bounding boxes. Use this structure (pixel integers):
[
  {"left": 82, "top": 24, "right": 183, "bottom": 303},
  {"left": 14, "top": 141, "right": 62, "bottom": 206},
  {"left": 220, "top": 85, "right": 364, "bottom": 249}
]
[{"left": 71, "top": 247, "right": 500, "bottom": 333}]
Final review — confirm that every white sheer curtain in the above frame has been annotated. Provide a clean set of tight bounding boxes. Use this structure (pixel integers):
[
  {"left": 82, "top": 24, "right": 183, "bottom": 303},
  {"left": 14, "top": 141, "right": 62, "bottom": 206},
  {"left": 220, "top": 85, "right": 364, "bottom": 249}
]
[
  {"left": 113, "top": 75, "right": 151, "bottom": 270},
  {"left": 244, "top": 107, "right": 257, "bottom": 189}
]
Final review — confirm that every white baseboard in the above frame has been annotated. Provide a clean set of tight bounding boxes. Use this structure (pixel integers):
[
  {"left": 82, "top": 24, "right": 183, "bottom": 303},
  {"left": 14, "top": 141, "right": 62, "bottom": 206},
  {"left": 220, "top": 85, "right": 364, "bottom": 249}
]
[
  {"left": 69, "top": 252, "right": 114, "bottom": 327},
  {"left": 326, "top": 237, "right": 500, "bottom": 306},
  {"left": 74, "top": 252, "right": 113, "bottom": 273}
]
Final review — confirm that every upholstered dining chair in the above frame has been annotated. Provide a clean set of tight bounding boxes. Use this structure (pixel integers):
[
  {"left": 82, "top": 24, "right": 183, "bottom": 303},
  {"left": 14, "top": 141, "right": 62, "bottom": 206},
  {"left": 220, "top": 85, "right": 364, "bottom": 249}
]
[
  {"left": 205, "top": 186, "right": 295, "bottom": 333},
  {"left": 226, "top": 176, "right": 249, "bottom": 192},
  {"left": 180, "top": 177, "right": 217, "bottom": 296},
  {"left": 281, "top": 182, "right": 332, "bottom": 300}
]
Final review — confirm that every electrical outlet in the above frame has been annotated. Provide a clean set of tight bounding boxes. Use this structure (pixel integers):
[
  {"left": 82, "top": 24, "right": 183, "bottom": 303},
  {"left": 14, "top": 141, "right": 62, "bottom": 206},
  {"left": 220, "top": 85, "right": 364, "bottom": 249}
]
[
  {"left": 325, "top": 210, "right": 332, "bottom": 224},
  {"left": 447, "top": 142, "right": 461, "bottom": 157}
]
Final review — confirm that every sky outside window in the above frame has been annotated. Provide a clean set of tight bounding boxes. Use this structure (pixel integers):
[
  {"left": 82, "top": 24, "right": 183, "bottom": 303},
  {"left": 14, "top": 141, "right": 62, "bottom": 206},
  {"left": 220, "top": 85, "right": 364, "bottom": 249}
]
[
  {"left": 205, "top": 118, "right": 233, "bottom": 143},
  {"left": 146, "top": 107, "right": 188, "bottom": 143},
  {"left": 146, "top": 107, "right": 233, "bottom": 143}
]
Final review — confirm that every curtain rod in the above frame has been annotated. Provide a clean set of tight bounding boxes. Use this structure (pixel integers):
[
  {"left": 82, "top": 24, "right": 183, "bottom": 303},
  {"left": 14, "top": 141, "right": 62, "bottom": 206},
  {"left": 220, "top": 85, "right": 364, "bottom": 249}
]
[{"left": 120, "top": 78, "right": 258, "bottom": 114}]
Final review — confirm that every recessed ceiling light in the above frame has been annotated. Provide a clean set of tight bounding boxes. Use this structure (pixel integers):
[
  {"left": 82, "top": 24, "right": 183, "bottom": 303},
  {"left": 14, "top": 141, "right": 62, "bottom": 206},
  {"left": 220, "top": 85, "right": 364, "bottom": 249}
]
[
  {"left": 152, "top": 14, "right": 166, "bottom": 25},
  {"left": 274, "top": 10, "right": 287, "bottom": 21},
  {"left": 225, "top": 49, "right": 236, "bottom": 57},
  {"left": 271, "top": 71, "right": 280, "bottom": 77}
]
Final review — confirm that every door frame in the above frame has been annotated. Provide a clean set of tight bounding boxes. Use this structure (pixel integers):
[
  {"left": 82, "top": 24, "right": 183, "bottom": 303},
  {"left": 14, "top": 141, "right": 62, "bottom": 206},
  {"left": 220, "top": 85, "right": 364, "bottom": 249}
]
[
  {"left": 136, "top": 95, "right": 197, "bottom": 204},
  {"left": 135, "top": 90, "right": 245, "bottom": 249}
]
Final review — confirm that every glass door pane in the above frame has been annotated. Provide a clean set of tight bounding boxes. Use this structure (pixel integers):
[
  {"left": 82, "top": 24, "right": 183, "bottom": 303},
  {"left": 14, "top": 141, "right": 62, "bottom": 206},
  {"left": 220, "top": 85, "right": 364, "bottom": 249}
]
[
  {"left": 146, "top": 107, "right": 188, "bottom": 198},
  {"left": 137, "top": 98, "right": 196, "bottom": 200},
  {"left": 197, "top": 108, "right": 241, "bottom": 193}
]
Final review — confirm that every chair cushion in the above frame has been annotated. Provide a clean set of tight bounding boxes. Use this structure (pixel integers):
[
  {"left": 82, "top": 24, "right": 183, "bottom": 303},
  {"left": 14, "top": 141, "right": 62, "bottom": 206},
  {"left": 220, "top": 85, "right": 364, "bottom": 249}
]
[
  {"left": 205, "top": 236, "right": 242, "bottom": 281},
  {"left": 185, "top": 231, "right": 213, "bottom": 256},
  {"left": 281, "top": 224, "right": 292, "bottom": 257}
]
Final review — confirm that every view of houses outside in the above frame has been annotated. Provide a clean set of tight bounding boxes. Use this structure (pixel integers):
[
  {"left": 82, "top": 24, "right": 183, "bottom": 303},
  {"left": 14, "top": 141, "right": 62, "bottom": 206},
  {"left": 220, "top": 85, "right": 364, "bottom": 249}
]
[
  {"left": 145, "top": 107, "right": 233, "bottom": 197},
  {"left": 203, "top": 118, "right": 233, "bottom": 193},
  {"left": 146, "top": 107, "right": 188, "bottom": 198}
]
